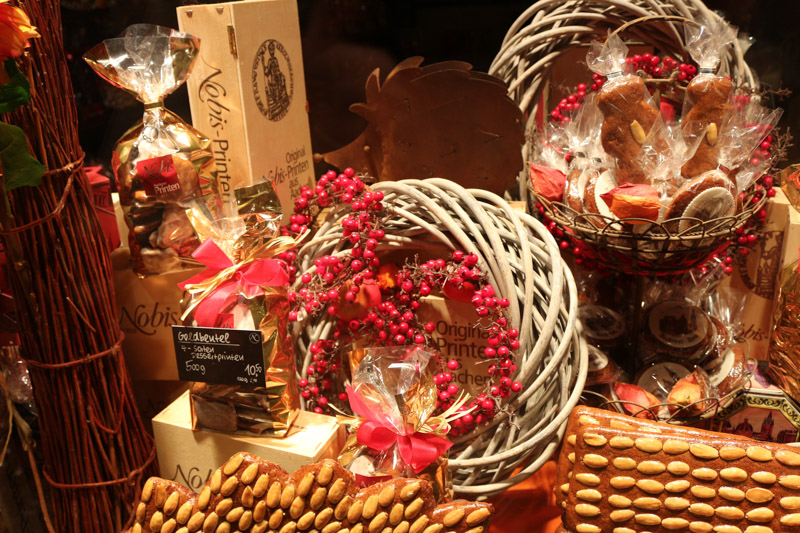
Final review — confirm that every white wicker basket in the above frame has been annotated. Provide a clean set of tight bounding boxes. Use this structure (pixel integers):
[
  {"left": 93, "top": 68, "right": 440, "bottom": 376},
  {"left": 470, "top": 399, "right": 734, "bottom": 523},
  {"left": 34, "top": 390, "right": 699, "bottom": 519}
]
[
  {"left": 489, "top": 1, "right": 756, "bottom": 199},
  {"left": 292, "top": 178, "right": 587, "bottom": 497}
]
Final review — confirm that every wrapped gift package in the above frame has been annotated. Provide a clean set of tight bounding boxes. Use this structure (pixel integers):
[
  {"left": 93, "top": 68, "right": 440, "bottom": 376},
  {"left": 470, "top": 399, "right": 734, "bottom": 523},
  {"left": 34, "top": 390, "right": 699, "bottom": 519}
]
[
  {"left": 176, "top": 0, "right": 315, "bottom": 214},
  {"left": 152, "top": 390, "right": 345, "bottom": 492}
]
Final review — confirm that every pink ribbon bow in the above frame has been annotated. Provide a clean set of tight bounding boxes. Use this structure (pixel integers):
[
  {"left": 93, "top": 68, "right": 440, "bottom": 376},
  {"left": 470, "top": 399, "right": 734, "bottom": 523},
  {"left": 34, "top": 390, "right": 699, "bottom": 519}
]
[
  {"left": 178, "top": 239, "right": 289, "bottom": 327},
  {"left": 347, "top": 384, "right": 452, "bottom": 474}
]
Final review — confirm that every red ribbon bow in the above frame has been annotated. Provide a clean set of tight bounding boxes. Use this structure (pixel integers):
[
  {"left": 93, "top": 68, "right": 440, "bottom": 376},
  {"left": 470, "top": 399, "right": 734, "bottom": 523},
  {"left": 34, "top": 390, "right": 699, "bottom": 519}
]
[
  {"left": 347, "top": 384, "right": 452, "bottom": 474},
  {"left": 178, "top": 239, "right": 289, "bottom": 327}
]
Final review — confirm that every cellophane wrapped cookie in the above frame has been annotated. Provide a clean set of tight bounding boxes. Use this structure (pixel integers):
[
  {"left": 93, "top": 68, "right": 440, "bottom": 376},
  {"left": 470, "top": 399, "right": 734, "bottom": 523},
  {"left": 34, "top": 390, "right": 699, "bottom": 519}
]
[
  {"left": 338, "top": 346, "right": 455, "bottom": 502},
  {"left": 680, "top": 20, "right": 737, "bottom": 179},
  {"left": 84, "top": 24, "right": 220, "bottom": 275},
  {"left": 587, "top": 33, "right": 662, "bottom": 185},
  {"left": 180, "top": 183, "right": 299, "bottom": 436}
]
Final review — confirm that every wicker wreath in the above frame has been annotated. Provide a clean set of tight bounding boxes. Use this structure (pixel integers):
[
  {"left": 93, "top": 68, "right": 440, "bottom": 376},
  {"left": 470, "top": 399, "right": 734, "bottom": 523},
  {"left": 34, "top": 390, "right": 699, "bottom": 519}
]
[{"left": 292, "top": 178, "right": 587, "bottom": 497}]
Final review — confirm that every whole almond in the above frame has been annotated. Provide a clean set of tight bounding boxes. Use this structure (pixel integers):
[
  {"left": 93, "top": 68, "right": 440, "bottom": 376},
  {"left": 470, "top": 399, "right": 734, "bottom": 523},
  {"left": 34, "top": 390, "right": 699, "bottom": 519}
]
[
  {"left": 253, "top": 475, "right": 269, "bottom": 498},
  {"left": 583, "top": 433, "right": 608, "bottom": 447},
  {"left": 297, "top": 511, "right": 315, "bottom": 531},
  {"left": 238, "top": 510, "right": 253, "bottom": 530},
  {"left": 327, "top": 479, "right": 347, "bottom": 504},
  {"left": 281, "top": 485, "right": 296, "bottom": 509},
  {"left": 443, "top": 508, "right": 465, "bottom": 527},
  {"left": 400, "top": 482, "right": 421, "bottom": 502},
  {"left": 318, "top": 464, "right": 334, "bottom": 486},
  {"left": 379, "top": 485, "right": 396, "bottom": 507},
  {"left": 197, "top": 487, "right": 211, "bottom": 511},
  {"left": 609, "top": 436, "right": 634, "bottom": 449},
  {"left": 160, "top": 518, "right": 176, "bottom": 533},
  {"left": 187, "top": 512, "right": 205, "bottom": 532},
  {"left": 466, "top": 508, "right": 491, "bottom": 526},
  {"left": 241, "top": 463, "right": 259, "bottom": 485},
  {"left": 347, "top": 499, "right": 365, "bottom": 523},
  {"left": 369, "top": 512, "right": 389, "bottom": 533},
  {"left": 747, "top": 446, "right": 773, "bottom": 462},
  {"left": 389, "top": 503, "right": 404, "bottom": 525},
  {"left": 225, "top": 506, "right": 244, "bottom": 523},
  {"left": 334, "top": 496, "right": 352, "bottom": 521},
  {"left": 176, "top": 502, "right": 192, "bottom": 525},
  {"left": 706, "top": 123, "right": 718, "bottom": 146},
  {"left": 221, "top": 476, "right": 238, "bottom": 497},
  {"left": 663, "top": 440, "right": 689, "bottom": 455},
  {"left": 290, "top": 496, "right": 305, "bottom": 519},
  {"left": 254, "top": 501, "right": 268, "bottom": 523},
  {"left": 609, "top": 510, "right": 635, "bottom": 522},
  {"left": 149, "top": 511, "right": 164, "bottom": 532},
  {"left": 267, "top": 482, "right": 282, "bottom": 508},
  {"left": 715, "top": 506, "right": 744, "bottom": 520},
  {"left": 278, "top": 521, "right": 297, "bottom": 533},
  {"left": 210, "top": 471, "right": 222, "bottom": 494},
  {"left": 608, "top": 495, "right": 631, "bottom": 508},
  {"left": 576, "top": 489, "right": 602, "bottom": 502},
  {"left": 630, "top": 120, "right": 647, "bottom": 144},
  {"left": 363, "top": 495, "right": 379, "bottom": 519},
  {"left": 315, "top": 508, "right": 333, "bottom": 529},
  {"left": 164, "top": 492, "right": 180, "bottom": 516},
  {"left": 298, "top": 473, "right": 315, "bottom": 497},
  {"left": 322, "top": 522, "right": 342, "bottom": 533},
  {"left": 409, "top": 516, "right": 429, "bottom": 533},
  {"left": 268, "top": 509, "right": 283, "bottom": 530},
  {"left": 404, "top": 498, "right": 424, "bottom": 520},
  {"left": 142, "top": 479, "right": 154, "bottom": 503},
  {"left": 747, "top": 507, "right": 775, "bottom": 523},
  {"left": 242, "top": 486, "right": 254, "bottom": 508},
  {"left": 214, "top": 499, "right": 233, "bottom": 516},
  {"left": 223, "top": 455, "right": 244, "bottom": 476},
  {"left": 310, "top": 487, "right": 327, "bottom": 511}
]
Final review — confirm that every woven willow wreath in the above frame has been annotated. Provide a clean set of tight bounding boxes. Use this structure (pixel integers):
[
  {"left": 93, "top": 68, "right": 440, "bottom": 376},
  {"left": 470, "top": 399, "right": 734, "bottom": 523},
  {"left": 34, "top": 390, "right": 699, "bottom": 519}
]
[{"left": 291, "top": 178, "right": 587, "bottom": 496}]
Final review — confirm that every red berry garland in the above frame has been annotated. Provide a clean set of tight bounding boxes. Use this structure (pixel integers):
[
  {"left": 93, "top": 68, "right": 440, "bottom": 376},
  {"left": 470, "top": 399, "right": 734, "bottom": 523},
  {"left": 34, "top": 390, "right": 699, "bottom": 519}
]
[{"left": 278, "top": 169, "right": 522, "bottom": 434}]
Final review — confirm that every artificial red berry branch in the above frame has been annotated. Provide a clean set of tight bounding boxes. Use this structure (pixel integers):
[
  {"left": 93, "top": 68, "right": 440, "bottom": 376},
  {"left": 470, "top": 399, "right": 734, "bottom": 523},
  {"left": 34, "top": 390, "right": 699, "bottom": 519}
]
[{"left": 278, "top": 169, "right": 522, "bottom": 435}]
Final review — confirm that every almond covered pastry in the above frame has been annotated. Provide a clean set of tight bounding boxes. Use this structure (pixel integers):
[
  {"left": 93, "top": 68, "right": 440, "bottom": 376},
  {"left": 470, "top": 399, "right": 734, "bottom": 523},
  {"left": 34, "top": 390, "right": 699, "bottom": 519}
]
[
  {"left": 559, "top": 406, "right": 800, "bottom": 533},
  {"left": 125, "top": 454, "right": 494, "bottom": 533}
]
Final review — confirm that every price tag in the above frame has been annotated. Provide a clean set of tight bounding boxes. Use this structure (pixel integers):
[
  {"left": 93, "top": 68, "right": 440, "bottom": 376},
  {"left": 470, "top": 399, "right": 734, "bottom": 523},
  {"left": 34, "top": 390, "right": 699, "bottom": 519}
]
[{"left": 172, "top": 326, "right": 265, "bottom": 385}]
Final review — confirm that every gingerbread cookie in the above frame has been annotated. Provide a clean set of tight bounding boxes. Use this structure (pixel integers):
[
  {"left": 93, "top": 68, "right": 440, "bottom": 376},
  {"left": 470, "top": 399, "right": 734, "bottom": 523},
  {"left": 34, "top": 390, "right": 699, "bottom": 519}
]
[
  {"left": 681, "top": 77, "right": 733, "bottom": 179},
  {"left": 596, "top": 77, "right": 660, "bottom": 185},
  {"left": 563, "top": 423, "right": 800, "bottom": 533},
  {"left": 126, "top": 454, "right": 494, "bottom": 533}
]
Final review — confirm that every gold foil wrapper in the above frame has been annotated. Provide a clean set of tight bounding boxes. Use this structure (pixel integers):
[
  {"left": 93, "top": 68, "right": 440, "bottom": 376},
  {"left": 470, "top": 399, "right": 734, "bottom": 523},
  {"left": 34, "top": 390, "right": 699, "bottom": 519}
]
[
  {"left": 84, "top": 25, "right": 220, "bottom": 275},
  {"left": 768, "top": 259, "right": 800, "bottom": 400},
  {"left": 185, "top": 285, "right": 299, "bottom": 437}
]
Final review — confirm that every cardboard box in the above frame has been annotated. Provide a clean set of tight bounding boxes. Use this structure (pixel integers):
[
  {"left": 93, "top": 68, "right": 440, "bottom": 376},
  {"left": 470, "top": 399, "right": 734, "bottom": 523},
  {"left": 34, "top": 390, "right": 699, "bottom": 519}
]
[
  {"left": 720, "top": 187, "right": 800, "bottom": 360},
  {"left": 153, "top": 391, "right": 344, "bottom": 491},
  {"left": 177, "top": 0, "right": 315, "bottom": 214},
  {"left": 709, "top": 360, "right": 800, "bottom": 443},
  {"left": 112, "top": 248, "right": 203, "bottom": 381}
]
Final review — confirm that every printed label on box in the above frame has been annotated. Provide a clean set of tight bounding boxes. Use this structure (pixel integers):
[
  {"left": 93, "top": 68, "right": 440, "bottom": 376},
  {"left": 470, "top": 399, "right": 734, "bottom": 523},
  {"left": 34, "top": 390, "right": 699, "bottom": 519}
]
[
  {"left": 137, "top": 154, "right": 181, "bottom": 197},
  {"left": 173, "top": 326, "right": 265, "bottom": 385}
]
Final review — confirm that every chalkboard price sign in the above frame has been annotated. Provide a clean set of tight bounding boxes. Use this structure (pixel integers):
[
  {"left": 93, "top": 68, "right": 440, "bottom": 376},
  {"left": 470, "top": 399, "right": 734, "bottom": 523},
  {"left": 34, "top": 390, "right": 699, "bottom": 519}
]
[{"left": 172, "top": 325, "right": 265, "bottom": 385}]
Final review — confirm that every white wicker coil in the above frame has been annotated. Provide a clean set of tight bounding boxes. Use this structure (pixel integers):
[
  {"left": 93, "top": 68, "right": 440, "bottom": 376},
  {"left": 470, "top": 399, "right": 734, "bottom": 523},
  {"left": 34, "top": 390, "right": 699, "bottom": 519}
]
[
  {"left": 292, "top": 178, "right": 588, "bottom": 497},
  {"left": 489, "top": 0, "right": 756, "bottom": 199}
]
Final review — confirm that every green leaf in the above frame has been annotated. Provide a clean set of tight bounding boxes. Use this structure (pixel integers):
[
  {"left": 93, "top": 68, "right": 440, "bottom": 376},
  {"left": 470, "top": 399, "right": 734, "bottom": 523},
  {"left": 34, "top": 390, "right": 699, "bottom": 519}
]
[
  {"left": 0, "top": 122, "right": 45, "bottom": 190},
  {"left": 0, "top": 59, "right": 31, "bottom": 114}
]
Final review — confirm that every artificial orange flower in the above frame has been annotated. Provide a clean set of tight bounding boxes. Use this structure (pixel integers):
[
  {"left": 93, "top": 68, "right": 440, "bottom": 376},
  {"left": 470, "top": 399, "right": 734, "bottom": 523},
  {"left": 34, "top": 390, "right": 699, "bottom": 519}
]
[{"left": 0, "top": 1, "right": 39, "bottom": 61}]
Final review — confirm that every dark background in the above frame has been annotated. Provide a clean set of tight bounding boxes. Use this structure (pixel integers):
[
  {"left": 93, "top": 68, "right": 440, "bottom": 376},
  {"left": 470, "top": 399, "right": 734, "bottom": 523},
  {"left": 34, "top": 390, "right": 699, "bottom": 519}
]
[{"left": 63, "top": 0, "right": 800, "bottom": 173}]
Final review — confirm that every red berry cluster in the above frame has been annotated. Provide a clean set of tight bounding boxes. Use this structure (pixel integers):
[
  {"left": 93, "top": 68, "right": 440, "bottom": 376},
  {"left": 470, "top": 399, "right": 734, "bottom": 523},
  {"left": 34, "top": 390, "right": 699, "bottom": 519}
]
[
  {"left": 550, "top": 54, "right": 692, "bottom": 124},
  {"left": 626, "top": 53, "right": 693, "bottom": 81},
  {"left": 280, "top": 169, "right": 522, "bottom": 430}
]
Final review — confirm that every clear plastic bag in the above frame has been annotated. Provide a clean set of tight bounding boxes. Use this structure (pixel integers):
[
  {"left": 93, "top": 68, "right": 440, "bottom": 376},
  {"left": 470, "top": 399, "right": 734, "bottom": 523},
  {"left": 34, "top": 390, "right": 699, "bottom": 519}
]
[
  {"left": 587, "top": 33, "right": 661, "bottom": 185},
  {"left": 84, "top": 24, "right": 221, "bottom": 275},
  {"left": 338, "top": 346, "right": 453, "bottom": 501}
]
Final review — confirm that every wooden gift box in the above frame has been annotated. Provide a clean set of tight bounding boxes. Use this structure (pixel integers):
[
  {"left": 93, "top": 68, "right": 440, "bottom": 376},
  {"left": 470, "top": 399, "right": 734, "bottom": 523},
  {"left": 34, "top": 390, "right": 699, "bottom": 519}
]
[{"left": 177, "top": 0, "right": 315, "bottom": 215}]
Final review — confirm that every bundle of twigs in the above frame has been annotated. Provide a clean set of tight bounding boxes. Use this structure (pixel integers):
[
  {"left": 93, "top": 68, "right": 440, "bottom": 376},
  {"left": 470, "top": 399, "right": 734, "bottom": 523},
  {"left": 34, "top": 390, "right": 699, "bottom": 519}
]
[{"left": 1, "top": 1, "right": 157, "bottom": 531}]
